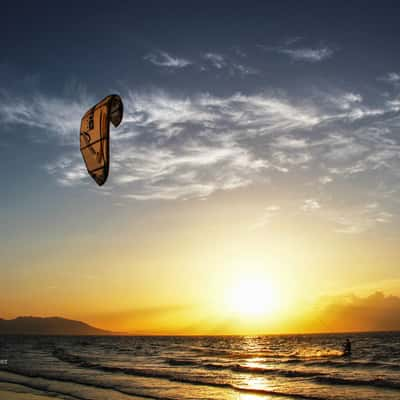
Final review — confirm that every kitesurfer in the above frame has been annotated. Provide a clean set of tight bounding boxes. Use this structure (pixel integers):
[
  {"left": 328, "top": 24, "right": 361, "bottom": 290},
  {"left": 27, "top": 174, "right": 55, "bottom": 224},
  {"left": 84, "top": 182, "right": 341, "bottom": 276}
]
[{"left": 343, "top": 338, "right": 352, "bottom": 356}]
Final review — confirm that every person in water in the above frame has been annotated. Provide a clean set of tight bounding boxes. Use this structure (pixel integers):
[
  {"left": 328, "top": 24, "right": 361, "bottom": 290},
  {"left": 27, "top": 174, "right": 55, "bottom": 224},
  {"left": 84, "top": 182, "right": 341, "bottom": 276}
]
[{"left": 343, "top": 338, "right": 352, "bottom": 355}]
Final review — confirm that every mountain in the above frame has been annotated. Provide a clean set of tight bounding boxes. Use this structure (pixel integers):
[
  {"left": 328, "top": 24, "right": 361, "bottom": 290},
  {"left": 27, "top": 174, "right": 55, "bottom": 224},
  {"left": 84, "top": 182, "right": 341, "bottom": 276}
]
[{"left": 0, "top": 316, "right": 112, "bottom": 335}]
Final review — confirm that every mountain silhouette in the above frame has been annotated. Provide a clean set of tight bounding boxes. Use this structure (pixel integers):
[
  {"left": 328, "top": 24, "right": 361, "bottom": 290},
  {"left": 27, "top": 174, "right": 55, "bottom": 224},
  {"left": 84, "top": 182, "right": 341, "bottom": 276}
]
[{"left": 0, "top": 316, "right": 112, "bottom": 335}]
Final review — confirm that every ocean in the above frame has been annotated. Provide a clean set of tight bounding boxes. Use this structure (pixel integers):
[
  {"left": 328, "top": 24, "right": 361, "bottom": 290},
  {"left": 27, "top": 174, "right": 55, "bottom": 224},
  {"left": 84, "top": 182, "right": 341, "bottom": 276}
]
[{"left": 0, "top": 332, "right": 399, "bottom": 400}]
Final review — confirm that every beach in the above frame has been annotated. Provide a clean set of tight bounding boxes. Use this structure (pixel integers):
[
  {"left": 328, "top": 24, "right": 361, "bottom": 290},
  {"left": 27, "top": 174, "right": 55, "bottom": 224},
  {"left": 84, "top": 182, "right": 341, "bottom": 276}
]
[
  {"left": 0, "top": 371, "right": 149, "bottom": 400},
  {"left": 0, "top": 381, "right": 67, "bottom": 400}
]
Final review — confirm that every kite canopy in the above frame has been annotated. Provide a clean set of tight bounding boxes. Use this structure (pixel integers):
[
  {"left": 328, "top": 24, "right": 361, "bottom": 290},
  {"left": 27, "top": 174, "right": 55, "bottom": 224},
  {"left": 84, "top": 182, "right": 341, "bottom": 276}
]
[{"left": 80, "top": 94, "right": 123, "bottom": 186}]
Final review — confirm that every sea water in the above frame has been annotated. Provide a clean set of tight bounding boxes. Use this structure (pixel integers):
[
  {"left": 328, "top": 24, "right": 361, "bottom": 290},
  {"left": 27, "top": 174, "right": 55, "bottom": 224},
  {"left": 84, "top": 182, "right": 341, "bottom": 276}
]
[{"left": 0, "top": 332, "right": 399, "bottom": 399}]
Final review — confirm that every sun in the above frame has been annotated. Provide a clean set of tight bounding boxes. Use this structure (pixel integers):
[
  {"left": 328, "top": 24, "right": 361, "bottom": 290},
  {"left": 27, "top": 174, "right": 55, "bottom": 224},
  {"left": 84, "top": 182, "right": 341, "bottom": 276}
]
[{"left": 227, "top": 277, "right": 280, "bottom": 318}]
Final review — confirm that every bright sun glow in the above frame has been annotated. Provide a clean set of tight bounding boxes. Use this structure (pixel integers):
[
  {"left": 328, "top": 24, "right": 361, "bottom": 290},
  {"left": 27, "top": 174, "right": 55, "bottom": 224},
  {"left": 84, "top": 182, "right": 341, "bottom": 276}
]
[{"left": 227, "top": 277, "right": 280, "bottom": 318}]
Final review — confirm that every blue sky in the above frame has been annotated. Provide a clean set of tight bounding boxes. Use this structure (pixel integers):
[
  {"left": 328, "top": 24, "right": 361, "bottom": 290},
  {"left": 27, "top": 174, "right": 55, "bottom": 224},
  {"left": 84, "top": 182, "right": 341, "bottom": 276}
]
[
  {"left": 1, "top": 1, "right": 400, "bottom": 327},
  {"left": 3, "top": 2, "right": 400, "bottom": 223}
]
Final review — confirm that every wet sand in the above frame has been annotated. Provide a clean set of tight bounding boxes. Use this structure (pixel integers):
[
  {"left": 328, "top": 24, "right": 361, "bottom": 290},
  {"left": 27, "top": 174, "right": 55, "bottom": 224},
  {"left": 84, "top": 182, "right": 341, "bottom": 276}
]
[
  {"left": 0, "top": 371, "right": 149, "bottom": 400},
  {"left": 0, "top": 382, "right": 69, "bottom": 400}
]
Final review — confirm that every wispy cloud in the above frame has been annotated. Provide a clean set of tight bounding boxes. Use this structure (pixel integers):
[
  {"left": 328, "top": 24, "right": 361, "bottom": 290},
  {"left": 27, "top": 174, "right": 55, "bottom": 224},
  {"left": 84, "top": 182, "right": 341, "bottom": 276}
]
[
  {"left": 325, "top": 92, "right": 362, "bottom": 110},
  {"left": 261, "top": 40, "right": 335, "bottom": 63},
  {"left": 379, "top": 72, "right": 400, "bottom": 84},
  {"left": 0, "top": 91, "right": 91, "bottom": 141},
  {"left": 143, "top": 50, "right": 258, "bottom": 76},
  {"left": 30, "top": 89, "right": 319, "bottom": 197},
  {"left": 319, "top": 176, "right": 333, "bottom": 185},
  {"left": 203, "top": 52, "right": 226, "bottom": 69},
  {"left": 333, "top": 204, "right": 393, "bottom": 234},
  {"left": 250, "top": 205, "right": 280, "bottom": 230},
  {"left": 300, "top": 200, "right": 394, "bottom": 234},
  {"left": 279, "top": 46, "right": 334, "bottom": 62},
  {"left": 2, "top": 80, "right": 400, "bottom": 234},
  {"left": 45, "top": 155, "right": 87, "bottom": 186},
  {"left": 202, "top": 52, "right": 258, "bottom": 76},
  {"left": 271, "top": 135, "right": 309, "bottom": 149},
  {"left": 144, "top": 51, "right": 191, "bottom": 68},
  {"left": 302, "top": 199, "right": 321, "bottom": 211}
]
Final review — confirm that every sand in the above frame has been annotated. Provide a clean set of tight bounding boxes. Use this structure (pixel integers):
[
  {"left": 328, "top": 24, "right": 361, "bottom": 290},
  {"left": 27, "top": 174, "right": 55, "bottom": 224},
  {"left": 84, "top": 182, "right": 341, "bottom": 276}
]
[
  {"left": 0, "top": 372, "right": 149, "bottom": 400},
  {"left": 0, "top": 382, "right": 70, "bottom": 399}
]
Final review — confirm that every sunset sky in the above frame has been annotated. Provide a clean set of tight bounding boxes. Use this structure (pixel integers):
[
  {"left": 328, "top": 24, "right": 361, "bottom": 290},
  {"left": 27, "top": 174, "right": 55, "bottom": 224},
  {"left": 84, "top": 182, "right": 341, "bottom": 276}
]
[{"left": 1, "top": 1, "right": 400, "bottom": 334}]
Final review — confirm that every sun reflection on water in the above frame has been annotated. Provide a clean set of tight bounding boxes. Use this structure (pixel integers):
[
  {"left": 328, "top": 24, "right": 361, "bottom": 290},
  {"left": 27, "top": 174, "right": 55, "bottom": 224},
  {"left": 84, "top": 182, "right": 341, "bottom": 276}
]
[
  {"left": 232, "top": 336, "right": 279, "bottom": 399},
  {"left": 235, "top": 375, "right": 275, "bottom": 396},
  {"left": 236, "top": 393, "right": 269, "bottom": 400}
]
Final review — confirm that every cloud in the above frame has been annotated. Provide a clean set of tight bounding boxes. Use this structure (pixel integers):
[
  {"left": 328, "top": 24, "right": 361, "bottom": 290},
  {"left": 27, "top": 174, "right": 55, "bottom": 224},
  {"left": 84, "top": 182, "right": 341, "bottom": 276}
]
[
  {"left": 271, "top": 135, "right": 309, "bottom": 149},
  {"left": 325, "top": 92, "right": 363, "bottom": 110},
  {"left": 44, "top": 155, "right": 87, "bottom": 186},
  {"left": 319, "top": 176, "right": 332, "bottom": 185},
  {"left": 203, "top": 52, "right": 226, "bottom": 69},
  {"left": 312, "top": 291, "right": 400, "bottom": 332},
  {"left": 202, "top": 52, "right": 258, "bottom": 76},
  {"left": 3, "top": 89, "right": 316, "bottom": 198},
  {"left": 302, "top": 199, "right": 321, "bottom": 211},
  {"left": 2, "top": 80, "right": 400, "bottom": 233},
  {"left": 250, "top": 205, "right": 280, "bottom": 230},
  {"left": 379, "top": 72, "right": 400, "bottom": 84},
  {"left": 109, "top": 90, "right": 321, "bottom": 199},
  {"left": 260, "top": 40, "right": 335, "bottom": 63},
  {"left": 0, "top": 91, "right": 91, "bottom": 141},
  {"left": 143, "top": 50, "right": 258, "bottom": 76},
  {"left": 144, "top": 51, "right": 191, "bottom": 68},
  {"left": 279, "top": 46, "right": 334, "bottom": 62},
  {"left": 66, "top": 90, "right": 317, "bottom": 197},
  {"left": 230, "top": 63, "right": 259, "bottom": 76},
  {"left": 310, "top": 201, "right": 393, "bottom": 234},
  {"left": 125, "top": 90, "right": 320, "bottom": 136}
]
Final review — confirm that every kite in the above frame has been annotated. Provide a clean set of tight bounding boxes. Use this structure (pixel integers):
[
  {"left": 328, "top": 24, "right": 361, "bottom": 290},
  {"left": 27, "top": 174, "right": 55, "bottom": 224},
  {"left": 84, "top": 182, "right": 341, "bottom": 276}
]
[{"left": 80, "top": 94, "right": 123, "bottom": 186}]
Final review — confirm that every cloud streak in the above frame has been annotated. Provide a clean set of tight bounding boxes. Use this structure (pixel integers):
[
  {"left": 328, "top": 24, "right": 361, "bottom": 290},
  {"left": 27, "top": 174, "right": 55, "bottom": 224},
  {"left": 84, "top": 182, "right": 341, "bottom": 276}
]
[
  {"left": 0, "top": 91, "right": 91, "bottom": 141},
  {"left": 379, "top": 72, "right": 400, "bottom": 84},
  {"left": 143, "top": 49, "right": 258, "bottom": 76},
  {"left": 144, "top": 51, "right": 191, "bottom": 68},
  {"left": 1, "top": 82, "right": 400, "bottom": 234},
  {"left": 279, "top": 46, "right": 334, "bottom": 62},
  {"left": 261, "top": 40, "right": 335, "bottom": 63},
  {"left": 201, "top": 52, "right": 258, "bottom": 76}
]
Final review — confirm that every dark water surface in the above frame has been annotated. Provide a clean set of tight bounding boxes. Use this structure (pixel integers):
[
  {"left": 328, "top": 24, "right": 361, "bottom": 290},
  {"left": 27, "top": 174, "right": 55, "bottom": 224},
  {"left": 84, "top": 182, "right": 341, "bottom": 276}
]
[{"left": 0, "top": 332, "right": 399, "bottom": 399}]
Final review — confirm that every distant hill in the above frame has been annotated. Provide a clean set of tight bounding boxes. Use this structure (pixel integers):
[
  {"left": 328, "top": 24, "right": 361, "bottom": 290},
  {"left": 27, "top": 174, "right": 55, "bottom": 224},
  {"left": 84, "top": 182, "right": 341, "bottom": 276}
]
[{"left": 0, "top": 316, "right": 112, "bottom": 335}]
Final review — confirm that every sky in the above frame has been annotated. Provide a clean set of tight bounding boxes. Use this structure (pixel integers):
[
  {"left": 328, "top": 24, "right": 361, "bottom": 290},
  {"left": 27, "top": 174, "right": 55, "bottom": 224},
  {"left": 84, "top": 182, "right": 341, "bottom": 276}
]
[{"left": 1, "top": 1, "right": 400, "bottom": 334}]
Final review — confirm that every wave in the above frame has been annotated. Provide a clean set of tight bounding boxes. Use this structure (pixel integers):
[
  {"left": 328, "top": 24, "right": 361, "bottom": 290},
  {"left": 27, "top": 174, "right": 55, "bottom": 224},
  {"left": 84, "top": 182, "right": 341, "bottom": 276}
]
[
  {"left": 0, "top": 375, "right": 87, "bottom": 400},
  {"left": 165, "top": 358, "right": 321, "bottom": 378},
  {"left": 165, "top": 357, "right": 328, "bottom": 378},
  {"left": 0, "top": 370, "right": 158, "bottom": 400},
  {"left": 166, "top": 354, "right": 400, "bottom": 372},
  {"left": 165, "top": 358, "right": 231, "bottom": 370},
  {"left": 180, "top": 345, "right": 299, "bottom": 359},
  {"left": 1, "top": 367, "right": 327, "bottom": 400},
  {"left": 53, "top": 348, "right": 400, "bottom": 391},
  {"left": 231, "top": 364, "right": 326, "bottom": 379},
  {"left": 314, "top": 375, "right": 400, "bottom": 390},
  {"left": 165, "top": 358, "right": 198, "bottom": 366},
  {"left": 307, "top": 359, "right": 400, "bottom": 371},
  {"left": 188, "top": 349, "right": 347, "bottom": 362}
]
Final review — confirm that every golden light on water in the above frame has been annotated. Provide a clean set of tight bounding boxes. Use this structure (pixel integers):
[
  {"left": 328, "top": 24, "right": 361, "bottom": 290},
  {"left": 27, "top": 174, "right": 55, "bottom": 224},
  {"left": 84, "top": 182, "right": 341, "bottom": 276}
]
[{"left": 236, "top": 375, "right": 275, "bottom": 399}]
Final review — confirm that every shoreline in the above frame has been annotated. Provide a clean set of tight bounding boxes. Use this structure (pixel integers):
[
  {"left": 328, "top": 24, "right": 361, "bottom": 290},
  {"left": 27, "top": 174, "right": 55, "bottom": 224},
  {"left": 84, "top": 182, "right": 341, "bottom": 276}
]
[{"left": 0, "top": 371, "right": 149, "bottom": 400}]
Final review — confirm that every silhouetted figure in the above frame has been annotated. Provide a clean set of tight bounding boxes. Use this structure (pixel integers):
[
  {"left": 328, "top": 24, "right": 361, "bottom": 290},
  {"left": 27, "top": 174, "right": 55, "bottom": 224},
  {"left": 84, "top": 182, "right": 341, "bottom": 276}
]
[{"left": 343, "top": 338, "right": 352, "bottom": 356}]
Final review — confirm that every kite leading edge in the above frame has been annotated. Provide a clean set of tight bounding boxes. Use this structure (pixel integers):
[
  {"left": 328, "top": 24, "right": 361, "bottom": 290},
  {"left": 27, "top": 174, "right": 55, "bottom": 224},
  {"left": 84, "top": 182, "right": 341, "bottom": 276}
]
[{"left": 80, "top": 94, "right": 123, "bottom": 186}]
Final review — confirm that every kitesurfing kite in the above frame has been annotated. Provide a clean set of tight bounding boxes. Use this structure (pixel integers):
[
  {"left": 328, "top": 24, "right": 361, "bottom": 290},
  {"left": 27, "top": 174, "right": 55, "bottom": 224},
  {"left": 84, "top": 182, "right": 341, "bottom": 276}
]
[{"left": 80, "top": 94, "right": 123, "bottom": 186}]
